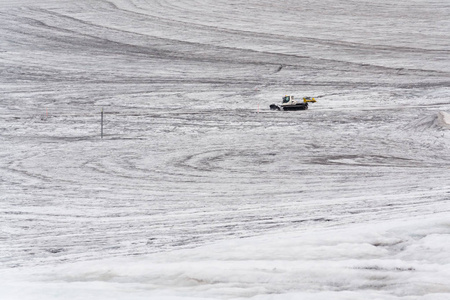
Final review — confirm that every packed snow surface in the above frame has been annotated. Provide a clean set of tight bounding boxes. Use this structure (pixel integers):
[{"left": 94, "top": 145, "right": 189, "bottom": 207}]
[{"left": 1, "top": 0, "right": 449, "bottom": 299}]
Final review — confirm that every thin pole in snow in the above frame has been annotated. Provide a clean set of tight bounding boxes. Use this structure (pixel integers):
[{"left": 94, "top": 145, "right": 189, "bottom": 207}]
[{"left": 101, "top": 108, "right": 104, "bottom": 139}]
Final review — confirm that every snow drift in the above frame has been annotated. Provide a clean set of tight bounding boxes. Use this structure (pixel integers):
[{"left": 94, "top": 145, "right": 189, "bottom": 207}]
[
  {"left": 2, "top": 213, "right": 450, "bottom": 300},
  {"left": 1, "top": 0, "right": 449, "bottom": 299},
  {"left": 409, "top": 111, "right": 450, "bottom": 131}
]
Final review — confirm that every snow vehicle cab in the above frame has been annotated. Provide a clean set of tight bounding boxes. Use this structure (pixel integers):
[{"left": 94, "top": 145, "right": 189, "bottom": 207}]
[{"left": 270, "top": 95, "right": 316, "bottom": 111}]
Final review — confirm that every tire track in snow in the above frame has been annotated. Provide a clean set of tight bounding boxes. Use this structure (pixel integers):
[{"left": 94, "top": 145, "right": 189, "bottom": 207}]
[{"left": 1, "top": 0, "right": 449, "bottom": 268}]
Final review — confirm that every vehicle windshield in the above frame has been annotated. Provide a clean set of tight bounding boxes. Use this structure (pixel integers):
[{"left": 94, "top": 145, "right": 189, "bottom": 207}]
[{"left": 282, "top": 96, "right": 290, "bottom": 103}]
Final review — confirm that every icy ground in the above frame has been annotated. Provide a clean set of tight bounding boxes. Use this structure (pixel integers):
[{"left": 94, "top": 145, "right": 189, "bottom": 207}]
[{"left": 1, "top": 0, "right": 450, "bottom": 299}]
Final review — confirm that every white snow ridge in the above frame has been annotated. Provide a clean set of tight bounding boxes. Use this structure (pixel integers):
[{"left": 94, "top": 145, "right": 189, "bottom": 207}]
[
  {"left": 437, "top": 112, "right": 450, "bottom": 129},
  {"left": 1, "top": 0, "right": 449, "bottom": 299}
]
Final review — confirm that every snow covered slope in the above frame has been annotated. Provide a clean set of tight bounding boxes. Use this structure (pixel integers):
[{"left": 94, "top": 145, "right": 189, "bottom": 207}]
[{"left": 1, "top": 0, "right": 449, "bottom": 299}]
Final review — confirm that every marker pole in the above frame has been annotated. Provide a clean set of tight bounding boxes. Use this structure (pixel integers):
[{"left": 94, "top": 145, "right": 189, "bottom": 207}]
[{"left": 101, "top": 108, "right": 104, "bottom": 139}]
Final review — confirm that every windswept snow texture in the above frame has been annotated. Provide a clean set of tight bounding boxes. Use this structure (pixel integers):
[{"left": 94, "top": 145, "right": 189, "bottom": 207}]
[{"left": 1, "top": 0, "right": 450, "bottom": 299}]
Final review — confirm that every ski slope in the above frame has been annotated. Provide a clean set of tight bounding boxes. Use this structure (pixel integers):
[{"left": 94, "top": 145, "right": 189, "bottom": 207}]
[{"left": 1, "top": 0, "right": 449, "bottom": 299}]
